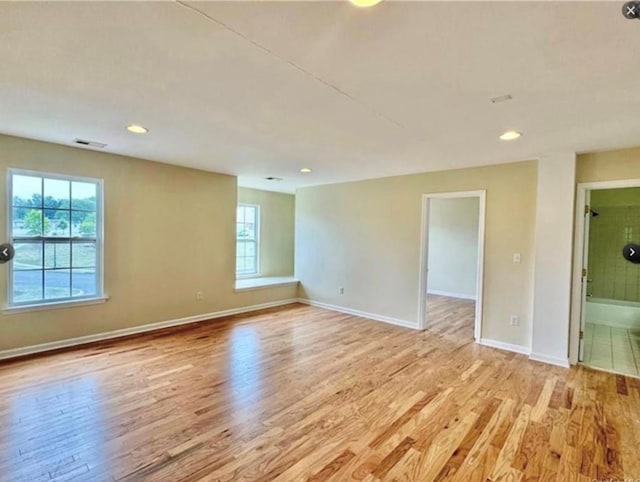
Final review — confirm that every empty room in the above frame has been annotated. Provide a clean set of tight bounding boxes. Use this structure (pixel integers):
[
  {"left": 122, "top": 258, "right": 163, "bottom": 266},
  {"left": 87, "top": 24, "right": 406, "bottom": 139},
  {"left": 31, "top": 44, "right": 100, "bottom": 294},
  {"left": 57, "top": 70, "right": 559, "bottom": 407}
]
[{"left": 0, "top": 1, "right": 639, "bottom": 481}]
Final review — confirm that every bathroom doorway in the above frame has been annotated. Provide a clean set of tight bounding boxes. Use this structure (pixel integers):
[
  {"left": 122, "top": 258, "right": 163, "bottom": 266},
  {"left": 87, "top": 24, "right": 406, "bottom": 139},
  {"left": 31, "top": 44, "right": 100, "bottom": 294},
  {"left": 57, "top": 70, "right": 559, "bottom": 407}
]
[{"left": 572, "top": 183, "right": 640, "bottom": 376}]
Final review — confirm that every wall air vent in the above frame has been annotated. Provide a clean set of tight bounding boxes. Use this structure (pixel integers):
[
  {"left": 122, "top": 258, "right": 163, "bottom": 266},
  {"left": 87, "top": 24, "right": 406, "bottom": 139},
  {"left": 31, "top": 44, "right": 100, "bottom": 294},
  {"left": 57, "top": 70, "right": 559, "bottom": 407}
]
[{"left": 73, "top": 138, "right": 107, "bottom": 148}]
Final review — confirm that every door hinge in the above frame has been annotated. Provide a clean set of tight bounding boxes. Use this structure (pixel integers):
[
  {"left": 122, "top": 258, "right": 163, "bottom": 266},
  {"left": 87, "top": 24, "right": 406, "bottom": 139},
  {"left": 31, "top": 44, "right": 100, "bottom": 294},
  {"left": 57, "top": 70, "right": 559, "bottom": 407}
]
[
  {"left": 579, "top": 330, "right": 584, "bottom": 340},
  {"left": 584, "top": 204, "right": 590, "bottom": 215},
  {"left": 582, "top": 268, "right": 587, "bottom": 277}
]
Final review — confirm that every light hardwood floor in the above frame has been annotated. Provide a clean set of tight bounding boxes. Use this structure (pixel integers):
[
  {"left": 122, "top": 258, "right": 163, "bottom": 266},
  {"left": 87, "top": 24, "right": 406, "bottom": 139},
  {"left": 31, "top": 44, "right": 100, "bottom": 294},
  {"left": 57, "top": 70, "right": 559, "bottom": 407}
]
[
  {"left": 426, "top": 294, "right": 475, "bottom": 340},
  {"left": 0, "top": 302, "right": 638, "bottom": 481}
]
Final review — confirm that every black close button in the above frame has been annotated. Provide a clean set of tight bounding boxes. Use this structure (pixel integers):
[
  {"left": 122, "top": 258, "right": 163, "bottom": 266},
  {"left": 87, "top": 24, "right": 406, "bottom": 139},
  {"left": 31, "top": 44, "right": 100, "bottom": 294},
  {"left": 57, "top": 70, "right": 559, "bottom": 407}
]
[
  {"left": 623, "top": 1, "right": 639, "bottom": 19},
  {"left": 623, "top": 243, "right": 640, "bottom": 264}
]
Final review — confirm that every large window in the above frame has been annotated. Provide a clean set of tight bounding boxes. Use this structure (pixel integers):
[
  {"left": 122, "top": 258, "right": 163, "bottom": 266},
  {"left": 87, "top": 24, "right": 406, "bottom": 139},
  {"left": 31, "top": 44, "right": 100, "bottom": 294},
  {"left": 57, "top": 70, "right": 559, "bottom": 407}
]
[
  {"left": 8, "top": 169, "right": 103, "bottom": 307},
  {"left": 236, "top": 204, "right": 259, "bottom": 277}
]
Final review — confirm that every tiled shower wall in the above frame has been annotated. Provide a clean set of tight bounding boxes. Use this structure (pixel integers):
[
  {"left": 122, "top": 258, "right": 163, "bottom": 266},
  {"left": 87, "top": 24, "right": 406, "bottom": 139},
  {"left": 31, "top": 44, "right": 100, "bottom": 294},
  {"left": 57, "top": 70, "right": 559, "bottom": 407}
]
[{"left": 588, "top": 205, "right": 640, "bottom": 302}]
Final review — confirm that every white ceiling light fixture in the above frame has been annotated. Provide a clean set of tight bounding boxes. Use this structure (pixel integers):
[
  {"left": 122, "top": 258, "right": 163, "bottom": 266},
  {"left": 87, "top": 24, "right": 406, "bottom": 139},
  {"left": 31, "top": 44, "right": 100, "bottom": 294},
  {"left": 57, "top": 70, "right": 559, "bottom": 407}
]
[
  {"left": 126, "top": 124, "right": 148, "bottom": 134},
  {"left": 300, "top": 168, "right": 312, "bottom": 173},
  {"left": 499, "top": 130, "right": 522, "bottom": 141},
  {"left": 349, "top": 0, "right": 383, "bottom": 8}
]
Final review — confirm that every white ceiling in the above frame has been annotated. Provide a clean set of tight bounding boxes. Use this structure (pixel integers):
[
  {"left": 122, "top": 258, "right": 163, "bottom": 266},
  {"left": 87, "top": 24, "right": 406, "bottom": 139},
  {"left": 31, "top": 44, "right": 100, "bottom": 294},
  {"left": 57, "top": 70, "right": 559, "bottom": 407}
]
[{"left": 0, "top": 1, "right": 638, "bottom": 193}]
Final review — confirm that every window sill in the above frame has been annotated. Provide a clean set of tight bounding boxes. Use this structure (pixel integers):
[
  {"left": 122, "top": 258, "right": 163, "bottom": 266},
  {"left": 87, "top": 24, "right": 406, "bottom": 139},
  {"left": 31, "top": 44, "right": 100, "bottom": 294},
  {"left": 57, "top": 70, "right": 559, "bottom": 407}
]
[
  {"left": 3, "top": 296, "right": 109, "bottom": 315},
  {"left": 234, "top": 276, "right": 298, "bottom": 292}
]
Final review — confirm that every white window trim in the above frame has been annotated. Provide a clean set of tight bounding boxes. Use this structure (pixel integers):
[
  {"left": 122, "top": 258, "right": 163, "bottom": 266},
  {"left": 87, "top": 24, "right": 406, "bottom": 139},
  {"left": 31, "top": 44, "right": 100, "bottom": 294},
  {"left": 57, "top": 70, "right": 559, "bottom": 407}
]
[
  {"left": 236, "top": 203, "right": 260, "bottom": 279},
  {"left": 6, "top": 168, "right": 106, "bottom": 310},
  {"left": 3, "top": 296, "right": 109, "bottom": 314}
]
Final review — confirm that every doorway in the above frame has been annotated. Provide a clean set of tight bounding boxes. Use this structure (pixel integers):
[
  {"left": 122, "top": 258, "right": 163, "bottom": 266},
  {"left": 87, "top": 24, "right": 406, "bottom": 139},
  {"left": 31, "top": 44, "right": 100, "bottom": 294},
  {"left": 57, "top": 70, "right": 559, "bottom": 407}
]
[
  {"left": 418, "top": 190, "right": 486, "bottom": 340},
  {"left": 571, "top": 182, "right": 640, "bottom": 376}
]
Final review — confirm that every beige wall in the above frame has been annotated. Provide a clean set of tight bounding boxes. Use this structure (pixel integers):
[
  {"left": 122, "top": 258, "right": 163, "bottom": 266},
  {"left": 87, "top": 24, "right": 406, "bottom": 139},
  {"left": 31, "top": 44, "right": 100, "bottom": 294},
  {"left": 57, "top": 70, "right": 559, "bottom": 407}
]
[
  {"left": 428, "top": 197, "right": 479, "bottom": 299},
  {"left": 577, "top": 146, "right": 640, "bottom": 183},
  {"left": 295, "top": 160, "right": 537, "bottom": 348},
  {"left": 238, "top": 187, "right": 294, "bottom": 277},
  {"left": 0, "top": 134, "right": 296, "bottom": 352}
]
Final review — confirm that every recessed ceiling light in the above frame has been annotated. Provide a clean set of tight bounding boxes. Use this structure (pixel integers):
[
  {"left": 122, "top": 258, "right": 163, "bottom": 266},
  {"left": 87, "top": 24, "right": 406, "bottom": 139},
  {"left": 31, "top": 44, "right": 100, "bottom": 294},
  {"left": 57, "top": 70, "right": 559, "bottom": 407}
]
[
  {"left": 126, "top": 124, "right": 148, "bottom": 134},
  {"left": 349, "top": 0, "right": 383, "bottom": 7},
  {"left": 499, "top": 130, "right": 522, "bottom": 141},
  {"left": 300, "top": 168, "right": 312, "bottom": 173}
]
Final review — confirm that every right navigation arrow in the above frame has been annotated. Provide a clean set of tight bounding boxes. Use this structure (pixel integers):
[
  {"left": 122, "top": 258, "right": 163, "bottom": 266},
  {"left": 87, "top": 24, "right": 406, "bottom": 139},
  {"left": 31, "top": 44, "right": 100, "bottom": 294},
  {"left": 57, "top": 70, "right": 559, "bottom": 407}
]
[{"left": 623, "top": 243, "right": 640, "bottom": 264}]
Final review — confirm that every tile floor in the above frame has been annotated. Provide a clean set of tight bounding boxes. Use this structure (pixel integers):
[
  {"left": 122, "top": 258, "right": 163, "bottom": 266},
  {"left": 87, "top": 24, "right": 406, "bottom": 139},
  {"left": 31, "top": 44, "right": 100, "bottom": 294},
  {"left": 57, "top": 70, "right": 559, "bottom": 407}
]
[{"left": 583, "top": 322, "right": 640, "bottom": 377}]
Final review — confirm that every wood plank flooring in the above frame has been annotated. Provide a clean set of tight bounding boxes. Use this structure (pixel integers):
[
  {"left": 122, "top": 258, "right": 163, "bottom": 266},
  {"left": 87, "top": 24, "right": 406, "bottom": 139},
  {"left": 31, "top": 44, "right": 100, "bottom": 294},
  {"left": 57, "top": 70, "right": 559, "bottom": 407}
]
[
  {"left": 426, "top": 294, "right": 475, "bottom": 340},
  {"left": 0, "top": 301, "right": 638, "bottom": 481}
]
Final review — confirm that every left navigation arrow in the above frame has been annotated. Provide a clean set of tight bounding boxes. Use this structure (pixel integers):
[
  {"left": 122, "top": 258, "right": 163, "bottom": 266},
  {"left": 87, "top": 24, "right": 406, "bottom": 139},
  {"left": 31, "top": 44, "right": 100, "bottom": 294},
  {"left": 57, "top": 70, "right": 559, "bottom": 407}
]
[{"left": 0, "top": 243, "right": 14, "bottom": 263}]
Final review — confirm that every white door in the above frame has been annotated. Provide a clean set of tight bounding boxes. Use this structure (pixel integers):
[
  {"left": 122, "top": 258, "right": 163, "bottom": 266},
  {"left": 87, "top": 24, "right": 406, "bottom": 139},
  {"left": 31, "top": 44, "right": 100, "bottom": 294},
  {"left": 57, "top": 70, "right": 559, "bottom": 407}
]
[{"left": 578, "top": 190, "right": 591, "bottom": 362}]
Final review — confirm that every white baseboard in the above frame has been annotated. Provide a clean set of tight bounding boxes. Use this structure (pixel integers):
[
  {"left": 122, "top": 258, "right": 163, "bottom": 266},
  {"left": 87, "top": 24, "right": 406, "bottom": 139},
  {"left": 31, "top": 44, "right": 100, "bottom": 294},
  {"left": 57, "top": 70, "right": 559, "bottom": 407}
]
[
  {"left": 427, "top": 289, "right": 476, "bottom": 301},
  {"left": 0, "top": 299, "right": 299, "bottom": 361},
  {"left": 529, "top": 352, "right": 570, "bottom": 368},
  {"left": 0, "top": 297, "right": 572, "bottom": 372},
  {"left": 297, "top": 298, "right": 418, "bottom": 330},
  {"left": 479, "top": 338, "right": 530, "bottom": 355}
]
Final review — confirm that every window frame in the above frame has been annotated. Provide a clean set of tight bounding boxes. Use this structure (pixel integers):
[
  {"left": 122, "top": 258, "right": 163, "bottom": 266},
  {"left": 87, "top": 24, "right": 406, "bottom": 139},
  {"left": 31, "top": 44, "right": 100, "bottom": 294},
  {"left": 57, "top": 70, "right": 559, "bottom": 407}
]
[
  {"left": 6, "top": 168, "right": 105, "bottom": 309},
  {"left": 235, "top": 203, "right": 260, "bottom": 279}
]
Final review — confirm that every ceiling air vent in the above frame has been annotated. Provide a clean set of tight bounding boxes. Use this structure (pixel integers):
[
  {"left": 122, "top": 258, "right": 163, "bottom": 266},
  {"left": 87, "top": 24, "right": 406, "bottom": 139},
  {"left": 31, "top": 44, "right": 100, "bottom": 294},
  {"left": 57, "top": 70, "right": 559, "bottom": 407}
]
[
  {"left": 490, "top": 94, "right": 513, "bottom": 104},
  {"left": 73, "top": 138, "right": 107, "bottom": 148},
  {"left": 265, "top": 176, "right": 283, "bottom": 182}
]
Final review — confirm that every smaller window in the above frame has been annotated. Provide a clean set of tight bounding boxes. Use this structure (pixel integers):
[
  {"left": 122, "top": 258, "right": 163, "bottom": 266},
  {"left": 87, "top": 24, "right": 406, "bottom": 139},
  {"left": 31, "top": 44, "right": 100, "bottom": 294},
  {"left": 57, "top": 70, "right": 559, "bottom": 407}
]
[{"left": 236, "top": 204, "right": 260, "bottom": 277}]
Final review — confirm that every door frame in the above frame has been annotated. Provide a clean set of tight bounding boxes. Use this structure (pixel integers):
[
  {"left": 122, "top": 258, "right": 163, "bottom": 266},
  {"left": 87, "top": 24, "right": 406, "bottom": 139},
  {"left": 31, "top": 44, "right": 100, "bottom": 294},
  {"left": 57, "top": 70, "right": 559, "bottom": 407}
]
[
  {"left": 569, "top": 178, "right": 640, "bottom": 365},
  {"left": 578, "top": 189, "right": 591, "bottom": 362},
  {"left": 417, "top": 190, "right": 486, "bottom": 341}
]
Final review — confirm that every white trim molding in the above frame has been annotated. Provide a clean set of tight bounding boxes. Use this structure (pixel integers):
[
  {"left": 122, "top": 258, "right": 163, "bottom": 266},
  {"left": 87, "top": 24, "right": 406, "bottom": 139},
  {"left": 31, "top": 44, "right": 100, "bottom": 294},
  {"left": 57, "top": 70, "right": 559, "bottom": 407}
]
[
  {"left": 479, "top": 338, "right": 530, "bottom": 356},
  {"left": 427, "top": 289, "right": 476, "bottom": 301},
  {"left": 529, "top": 352, "right": 570, "bottom": 368},
  {"left": 0, "top": 296, "right": 574, "bottom": 370},
  {"left": 0, "top": 298, "right": 298, "bottom": 361},
  {"left": 3, "top": 295, "right": 109, "bottom": 314},
  {"left": 297, "top": 298, "right": 418, "bottom": 330}
]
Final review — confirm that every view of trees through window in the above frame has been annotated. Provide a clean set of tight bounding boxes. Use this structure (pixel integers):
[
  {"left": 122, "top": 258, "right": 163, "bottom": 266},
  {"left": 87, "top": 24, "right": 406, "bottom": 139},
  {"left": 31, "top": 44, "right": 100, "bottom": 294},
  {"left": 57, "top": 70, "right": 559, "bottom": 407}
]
[{"left": 10, "top": 172, "right": 101, "bottom": 304}]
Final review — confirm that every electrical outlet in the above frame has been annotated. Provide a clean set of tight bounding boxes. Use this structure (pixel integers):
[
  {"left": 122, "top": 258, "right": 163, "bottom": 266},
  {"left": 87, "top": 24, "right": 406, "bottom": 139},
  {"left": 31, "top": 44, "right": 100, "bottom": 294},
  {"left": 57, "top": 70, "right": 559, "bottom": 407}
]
[
  {"left": 196, "top": 291, "right": 203, "bottom": 301},
  {"left": 513, "top": 253, "right": 521, "bottom": 263},
  {"left": 510, "top": 315, "right": 519, "bottom": 326},
  {"left": 339, "top": 286, "right": 345, "bottom": 295}
]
